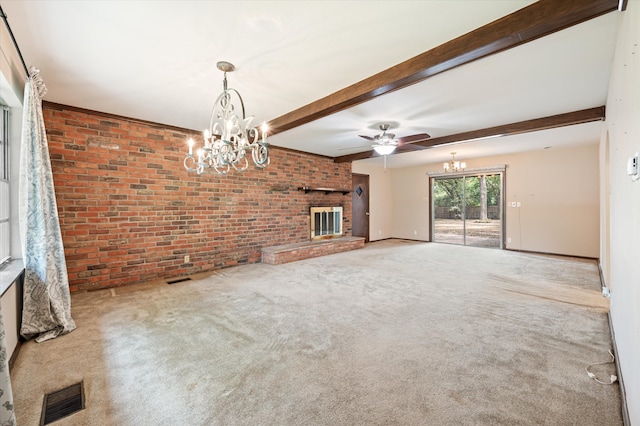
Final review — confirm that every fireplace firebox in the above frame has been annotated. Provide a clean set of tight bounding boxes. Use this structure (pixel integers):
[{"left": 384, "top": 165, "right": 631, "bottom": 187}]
[{"left": 310, "top": 206, "right": 343, "bottom": 240}]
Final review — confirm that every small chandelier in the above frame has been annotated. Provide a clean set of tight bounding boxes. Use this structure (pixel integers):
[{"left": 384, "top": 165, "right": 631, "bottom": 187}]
[
  {"left": 443, "top": 152, "right": 466, "bottom": 173},
  {"left": 184, "top": 61, "right": 269, "bottom": 175}
]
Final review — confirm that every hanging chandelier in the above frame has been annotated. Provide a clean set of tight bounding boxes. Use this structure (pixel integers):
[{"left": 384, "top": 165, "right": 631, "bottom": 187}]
[
  {"left": 443, "top": 152, "right": 466, "bottom": 173},
  {"left": 184, "top": 61, "right": 269, "bottom": 175}
]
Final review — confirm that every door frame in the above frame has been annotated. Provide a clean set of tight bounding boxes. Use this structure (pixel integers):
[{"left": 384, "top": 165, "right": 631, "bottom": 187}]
[
  {"left": 352, "top": 173, "right": 370, "bottom": 242},
  {"left": 429, "top": 166, "right": 506, "bottom": 249}
]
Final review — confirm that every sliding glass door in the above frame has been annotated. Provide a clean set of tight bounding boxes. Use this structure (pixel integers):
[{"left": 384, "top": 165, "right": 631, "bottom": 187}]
[
  {"left": 432, "top": 177, "right": 465, "bottom": 245},
  {"left": 432, "top": 173, "right": 503, "bottom": 248}
]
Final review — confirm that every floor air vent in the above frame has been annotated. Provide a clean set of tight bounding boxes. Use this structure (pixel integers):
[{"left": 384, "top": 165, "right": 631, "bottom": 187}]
[
  {"left": 40, "top": 381, "right": 85, "bottom": 425},
  {"left": 167, "top": 277, "right": 192, "bottom": 285}
]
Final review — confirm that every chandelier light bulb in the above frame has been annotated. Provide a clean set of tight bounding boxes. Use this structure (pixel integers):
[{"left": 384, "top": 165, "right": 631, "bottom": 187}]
[{"left": 261, "top": 122, "right": 268, "bottom": 143}]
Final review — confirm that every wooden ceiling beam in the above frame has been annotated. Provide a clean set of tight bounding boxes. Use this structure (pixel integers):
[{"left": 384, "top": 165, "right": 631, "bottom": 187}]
[
  {"left": 267, "top": 0, "right": 618, "bottom": 136},
  {"left": 333, "top": 106, "right": 606, "bottom": 163}
]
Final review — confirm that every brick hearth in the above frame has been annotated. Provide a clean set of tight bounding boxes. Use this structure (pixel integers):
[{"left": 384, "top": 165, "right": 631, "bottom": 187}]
[{"left": 261, "top": 237, "right": 365, "bottom": 265}]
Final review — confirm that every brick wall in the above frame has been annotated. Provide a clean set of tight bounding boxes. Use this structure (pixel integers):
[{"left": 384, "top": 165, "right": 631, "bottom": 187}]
[{"left": 43, "top": 103, "right": 352, "bottom": 292}]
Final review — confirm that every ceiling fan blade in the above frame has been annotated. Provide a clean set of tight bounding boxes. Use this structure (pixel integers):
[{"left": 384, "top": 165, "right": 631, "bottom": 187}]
[
  {"left": 396, "top": 133, "right": 431, "bottom": 144},
  {"left": 395, "top": 143, "right": 426, "bottom": 152},
  {"left": 358, "top": 135, "right": 375, "bottom": 141}
]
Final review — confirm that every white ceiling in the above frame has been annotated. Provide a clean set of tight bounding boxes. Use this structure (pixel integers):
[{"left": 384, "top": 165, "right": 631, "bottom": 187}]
[{"left": 1, "top": 1, "right": 620, "bottom": 168}]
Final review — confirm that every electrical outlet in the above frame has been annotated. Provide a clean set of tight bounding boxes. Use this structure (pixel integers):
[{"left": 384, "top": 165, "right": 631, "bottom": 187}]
[
  {"left": 516, "top": 202, "right": 521, "bottom": 208},
  {"left": 184, "top": 255, "right": 190, "bottom": 263},
  {"left": 507, "top": 237, "right": 512, "bottom": 244},
  {"left": 414, "top": 230, "right": 418, "bottom": 235},
  {"left": 378, "top": 230, "right": 382, "bottom": 235},
  {"left": 511, "top": 202, "right": 516, "bottom": 207}
]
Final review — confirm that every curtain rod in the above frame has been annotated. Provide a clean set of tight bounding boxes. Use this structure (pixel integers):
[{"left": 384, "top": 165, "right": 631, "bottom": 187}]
[{"left": 0, "top": 5, "right": 30, "bottom": 78}]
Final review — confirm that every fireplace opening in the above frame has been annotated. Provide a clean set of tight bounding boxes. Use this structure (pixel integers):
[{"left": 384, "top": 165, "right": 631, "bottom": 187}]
[{"left": 310, "top": 206, "right": 343, "bottom": 240}]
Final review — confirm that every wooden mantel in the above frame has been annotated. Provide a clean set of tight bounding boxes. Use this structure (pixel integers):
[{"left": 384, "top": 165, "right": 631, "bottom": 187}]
[{"left": 297, "top": 186, "right": 351, "bottom": 195}]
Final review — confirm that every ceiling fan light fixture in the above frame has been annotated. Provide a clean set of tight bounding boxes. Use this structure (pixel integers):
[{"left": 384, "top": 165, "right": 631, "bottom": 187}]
[
  {"left": 373, "top": 144, "right": 396, "bottom": 156},
  {"left": 357, "top": 123, "right": 429, "bottom": 159}
]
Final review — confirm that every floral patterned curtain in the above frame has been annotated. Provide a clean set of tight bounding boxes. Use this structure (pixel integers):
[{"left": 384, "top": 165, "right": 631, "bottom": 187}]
[{"left": 19, "top": 67, "right": 76, "bottom": 342}]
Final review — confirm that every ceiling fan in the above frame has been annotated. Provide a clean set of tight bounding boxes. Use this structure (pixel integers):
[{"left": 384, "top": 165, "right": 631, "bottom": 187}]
[{"left": 359, "top": 124, "right": 430, "bottom": 155}]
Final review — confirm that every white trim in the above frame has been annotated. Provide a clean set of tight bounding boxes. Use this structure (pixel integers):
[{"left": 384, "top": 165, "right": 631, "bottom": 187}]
[{"left": 0, "top": 106, "right": 9, "bottom": 266}]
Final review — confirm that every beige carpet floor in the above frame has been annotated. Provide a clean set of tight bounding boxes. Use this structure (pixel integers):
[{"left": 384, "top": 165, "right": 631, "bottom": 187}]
[{"left": 11, "top": 240, "right": 622, "bottom": 425}]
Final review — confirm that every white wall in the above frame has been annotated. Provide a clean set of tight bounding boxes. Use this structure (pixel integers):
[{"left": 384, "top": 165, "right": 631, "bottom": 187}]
[
  {"left": 0, "top": 22, "right": 25, "bottom": 106},
  {"left": 351, "top": 162, "right": 393, "bottom": 241},
  {"left": 1, "top": 17, "right": 26, "bottom": 361},
  {"left": 1, "top": 14, "right": 25, "bottom": 261},
  {"left": 0, "top": 283, "right": 18, "bottom": 359},
  {"left": 390, "top": 167, "right": 430, "bottom": 241},
  {"left": 602, "top": 3, "right": 640, "bottom": 423},
  {"left": 504, "top": 144, "right": 599, "bottom": 257},
  {"left": 379, "top": 144, "right": 600, "bottom": 257}
]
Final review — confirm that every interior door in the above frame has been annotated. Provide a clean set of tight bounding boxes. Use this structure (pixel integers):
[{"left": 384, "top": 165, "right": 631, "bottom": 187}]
[{"left": 352, "top": 173, "right": 370, "bottom": 242}]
